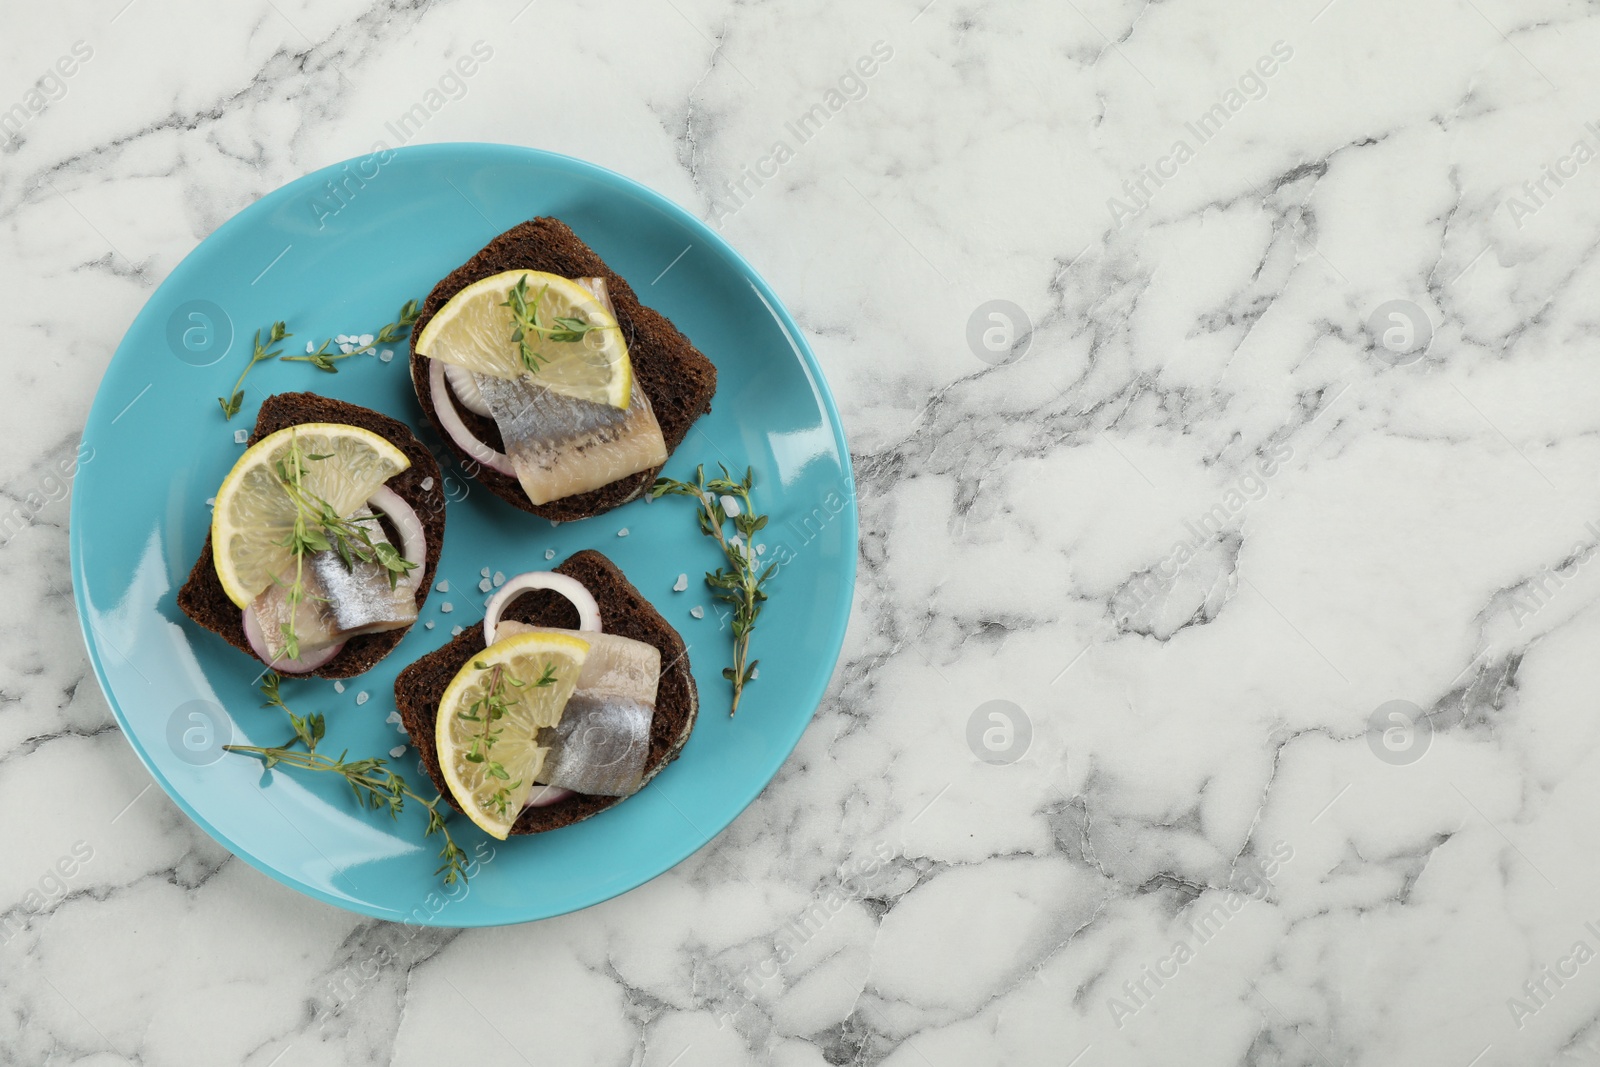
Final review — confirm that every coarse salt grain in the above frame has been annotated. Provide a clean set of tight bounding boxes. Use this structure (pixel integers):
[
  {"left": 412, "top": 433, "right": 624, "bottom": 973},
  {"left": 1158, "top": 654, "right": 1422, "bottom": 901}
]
[
  {"left": 425, "top": 620, "right": 435, "bottom": 629},
  {"left": 451, "top": 625, "right": 463, "bottom": 636},
  {"left": 379, "top": 349, "right": 393, "bottom": 363},
  {"left": 479, "top": 578, "right": 492, "bottom": 593},
  {"left": 334, "top": 680, "right": 345, "bottom": 693},
  {"left": 544, "top": 549, "right": 555, "bottom": 560},
  {"left": 481, "top": 567, "right": 490, "bottom": 577},
  {"left": 673, "top": 574, "right": 688, "bottom": 592},
  {"left": 355, "top": 691, "right": 369, "bottom": 705},
  {"left": 493, "top": 571, "right": 504, "bottom": 586},
  {"left": 690, "top": 606, "right": 705, "bottom": 619},
  {"left": 617, "top": 528, "right": 629, "bottom": 537},
  {"left": 721, "top": 495, "right": 740, "bottom": 517},
  {"left": 386, "top": 711, "right": 401, "bottom": 724},
  {"left": 421, "top": 476, "right": 434, "bottom": 491},
  {"left": 440, "top": 602, "right": 453, "bottom": 613},
  {"left": 234, "top": 429, "right": 248, "bottom": 444},
  {"left": 436, "top": 580, "right": 449, "bottom": 593},
  {"left": 389, "top": 745, "right": 407, "bottom": 758}
]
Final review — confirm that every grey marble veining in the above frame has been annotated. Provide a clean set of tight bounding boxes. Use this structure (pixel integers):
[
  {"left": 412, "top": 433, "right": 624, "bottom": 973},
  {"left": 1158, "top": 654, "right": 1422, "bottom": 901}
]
[{"left": 7, "top": 0, "right": 1600, "bottom": 1064}]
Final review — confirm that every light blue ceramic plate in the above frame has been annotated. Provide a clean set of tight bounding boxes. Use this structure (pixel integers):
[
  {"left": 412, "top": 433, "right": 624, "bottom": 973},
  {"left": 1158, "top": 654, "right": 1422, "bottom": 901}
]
[{"left": 70, "top": 143, "right": 856, "bottom": 926}]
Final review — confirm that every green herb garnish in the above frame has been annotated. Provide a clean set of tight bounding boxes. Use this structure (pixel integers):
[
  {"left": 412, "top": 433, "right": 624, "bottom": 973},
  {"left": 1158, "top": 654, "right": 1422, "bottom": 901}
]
[
  {"left": 651, "top": 465, "right": 772, "bottom": 715},
  {"left": 226, "top": 673, "right": 469, "bottom": 885},
  {"left": 458, "top": 660, "right": 556, "bottom": 816},
  {"left": 281, "top": 300, "right": 421, "bottom": 373},
  {"left": 219, "top": 321, "right": 289, "bottom": 419},
  {"left": 500, "top": 275, "right": 610, "bottom": 373},
  {"left": 269, "top": 433, "right": 418, "bottom": 661}
]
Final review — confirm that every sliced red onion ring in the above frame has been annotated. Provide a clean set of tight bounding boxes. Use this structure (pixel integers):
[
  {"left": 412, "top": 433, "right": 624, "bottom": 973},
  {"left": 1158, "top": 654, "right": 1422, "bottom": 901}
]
[
  {"left": 429, "top": 357, "right": 514, "bottom": 476},
  {"left": 524, "top": 784, "right": 575, "bottom": 808},
  {"left": 365, "top": 484, "right": 427, "bottom": 581},
  {"left": 443, "top": 362, "right": 491, "bottom": 417},
  {"left": 242, "top": 606, "right": 345, "bottom": 673},
  {"left": 483, "top": 572, "right": 602, "bottom": 646}
]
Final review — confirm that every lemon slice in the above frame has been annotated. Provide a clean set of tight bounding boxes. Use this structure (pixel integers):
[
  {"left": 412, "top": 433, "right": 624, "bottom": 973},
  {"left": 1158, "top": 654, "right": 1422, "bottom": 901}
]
[
  {"left": 436, "top": 631, "right": 589, "bottom": 838},
  {"left": 414, "top": 270, "right": 632, "bottom": 409},
  {"left": 210, "top": 423, "right": 410, "bottom": 608}
]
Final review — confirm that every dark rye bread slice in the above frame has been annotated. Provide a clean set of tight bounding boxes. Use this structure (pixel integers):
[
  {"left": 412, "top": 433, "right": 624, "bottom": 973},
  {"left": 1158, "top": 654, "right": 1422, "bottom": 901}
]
[
  {"left": 176, "top": 393, "right": 445, "bottom": 679},
  {"left": 393, "top": 550, "right": 698, "bottom": 835},
  {"left": 409, "top": 217, "right": 717, "bottom": 522}
]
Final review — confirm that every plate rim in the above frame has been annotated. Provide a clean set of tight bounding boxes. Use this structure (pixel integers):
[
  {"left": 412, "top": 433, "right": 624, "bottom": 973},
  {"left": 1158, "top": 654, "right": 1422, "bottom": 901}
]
[{"left": 68, "top": 141, "right": 858, "bottom": 926}]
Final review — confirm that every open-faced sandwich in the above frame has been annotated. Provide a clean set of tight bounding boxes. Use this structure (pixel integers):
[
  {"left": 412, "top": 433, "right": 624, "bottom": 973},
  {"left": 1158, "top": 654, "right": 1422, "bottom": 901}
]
[
  {"left": 178, "top": 392, "right": 445, "bottom": 678},
  {"left": 394, "top": 550, "right": 697, "bottom": 837},
  {"left": 409, "top": 217, "right": 717, "bottom": 522}
]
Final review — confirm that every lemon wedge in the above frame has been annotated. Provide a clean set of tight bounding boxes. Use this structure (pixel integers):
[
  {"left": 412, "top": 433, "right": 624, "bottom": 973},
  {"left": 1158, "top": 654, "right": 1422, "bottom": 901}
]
[
  {"left": 435, "top": 631, "right": 589, "bottom": 839},
  {"left": 210, "top": 423, "right": 409, "bottom": 608},
  {"left": 415, "top": 270, "right": 632, "bottom": 409}
]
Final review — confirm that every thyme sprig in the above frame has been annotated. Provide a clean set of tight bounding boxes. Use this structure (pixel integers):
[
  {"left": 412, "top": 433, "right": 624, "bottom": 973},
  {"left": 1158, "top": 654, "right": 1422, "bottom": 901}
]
[
  {"left": 458, "top": 660, "right": 556, "bottom": 816},
  {"left": 219, "top": 321, "right": 289, "bottom": 420},
  {"left": 270, "top": 433, "right": 418, "bottom": 661},
  {"left": 227, "top": 674, "right": 470, "bottom": 884},
  {"left": 500, "top": 275, "right": 611, "bottom": 373},
  {"left": 651, "top": 465, "right": 772, "bottom": 715},
  {"left": 281, "top": 299, "right": 421, "bottom": 373}
]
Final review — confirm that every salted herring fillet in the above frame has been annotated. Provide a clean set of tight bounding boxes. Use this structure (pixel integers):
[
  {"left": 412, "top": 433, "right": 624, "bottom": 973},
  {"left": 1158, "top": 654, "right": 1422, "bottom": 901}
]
[
  {"left": 534, "top": 693, "right": 653, "bottom": 796},
  {"left": 249, "top": 508, "right": 418, "bottom": 661},
  {"left": 474, "top": 371, "right": 667, "bottom": 505},
  {"left": 496, "top": 620, "right": 659, "bottom": 795},
  {"left": 496, "top": 621, "right": 661, "bottom": 705}
]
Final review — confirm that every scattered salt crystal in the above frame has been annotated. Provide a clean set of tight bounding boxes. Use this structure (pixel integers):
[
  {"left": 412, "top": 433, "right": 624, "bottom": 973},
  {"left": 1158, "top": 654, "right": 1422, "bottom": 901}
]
[
  {"left": 756, "top": 544, "right": 766, "bottom": 555},
  {"left": 233, "top": 429, "right": 248, "bottom": 444},
  {"left": 493, "top": 571, "right": 505, "bottom": 587},
  {"left": 617, "top": 528, "right": 629, "bottom": 537},
  {"left": 417, "top": 759, "right": 428, "bottom": 775},
  {"left": 479, "top": 578, "right": 492, "bottom": 593},
  {"left": 396, "top": 723, "right": 407, "bottom": 733},
  {"left": 386, "top": 711, "right": 400, "bottom": 724},
  {"left": 305, "top": 341, "right": 315, "bottom": 354},
  {"left": 355, "top": 691, "right": 369, "bottom": 705},
  {"left": 441, "top": 602, "right": 453, "bottom": 613},
  {"left": 421, "top": 476, "right": 434, "bottom": 491},
  {"left": 544, "top": 549, "right": 555, "bottom": 560},
  {"left": 642, "top": 492, "right": 651, "bottom": 505},
  {"left": 550, "top": 520, "right": 561, "bottom": 528},
  {"left": 379, "top": 349, "right": 393, "bottom": 363},
  {"left": 750, "top": 667, "right": 759, "bottom": 679},
  {"left": 425, "top": 620, "right": 435, "bottom": 629},
  {"left": 451, "top": 625, "right": 463, "bottom": 636},
  {"left": 334, "top": 680, "right": 345, "bottom": 693},
  {"left": 339, "top": 343, "right": 355, "bottom": 354},
  {"left": 690, "top": 606, "right": 705, "bottom": 619},
  {"left": 336, "top": 334, "right": 350, "bottom": 344},
  {"left": 721, "top": 495, "right": 740, "bottom": 517},
  {"left": 436, "top": 580, "right": 449, "bottom": 593},
  {"left": 359, "top": 334, "right": 374, "bottom": 347},
  {"left": 481, "top": 567, "right": 491, "bottom": 577},
  {"left": 673, "top": 574, "right": 688, "bottom": 592},
  {"left": 205, "top": 496, "right": 216, "bottom": 509},
  {"left": 389, "top": 745, "right": 407, "bottom": 758}
]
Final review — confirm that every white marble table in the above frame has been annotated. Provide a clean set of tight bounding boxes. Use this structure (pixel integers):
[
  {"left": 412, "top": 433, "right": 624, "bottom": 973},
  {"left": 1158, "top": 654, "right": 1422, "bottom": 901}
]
[{"left": 7, "top": 0, "right": 1600, "bottom": 1063}]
